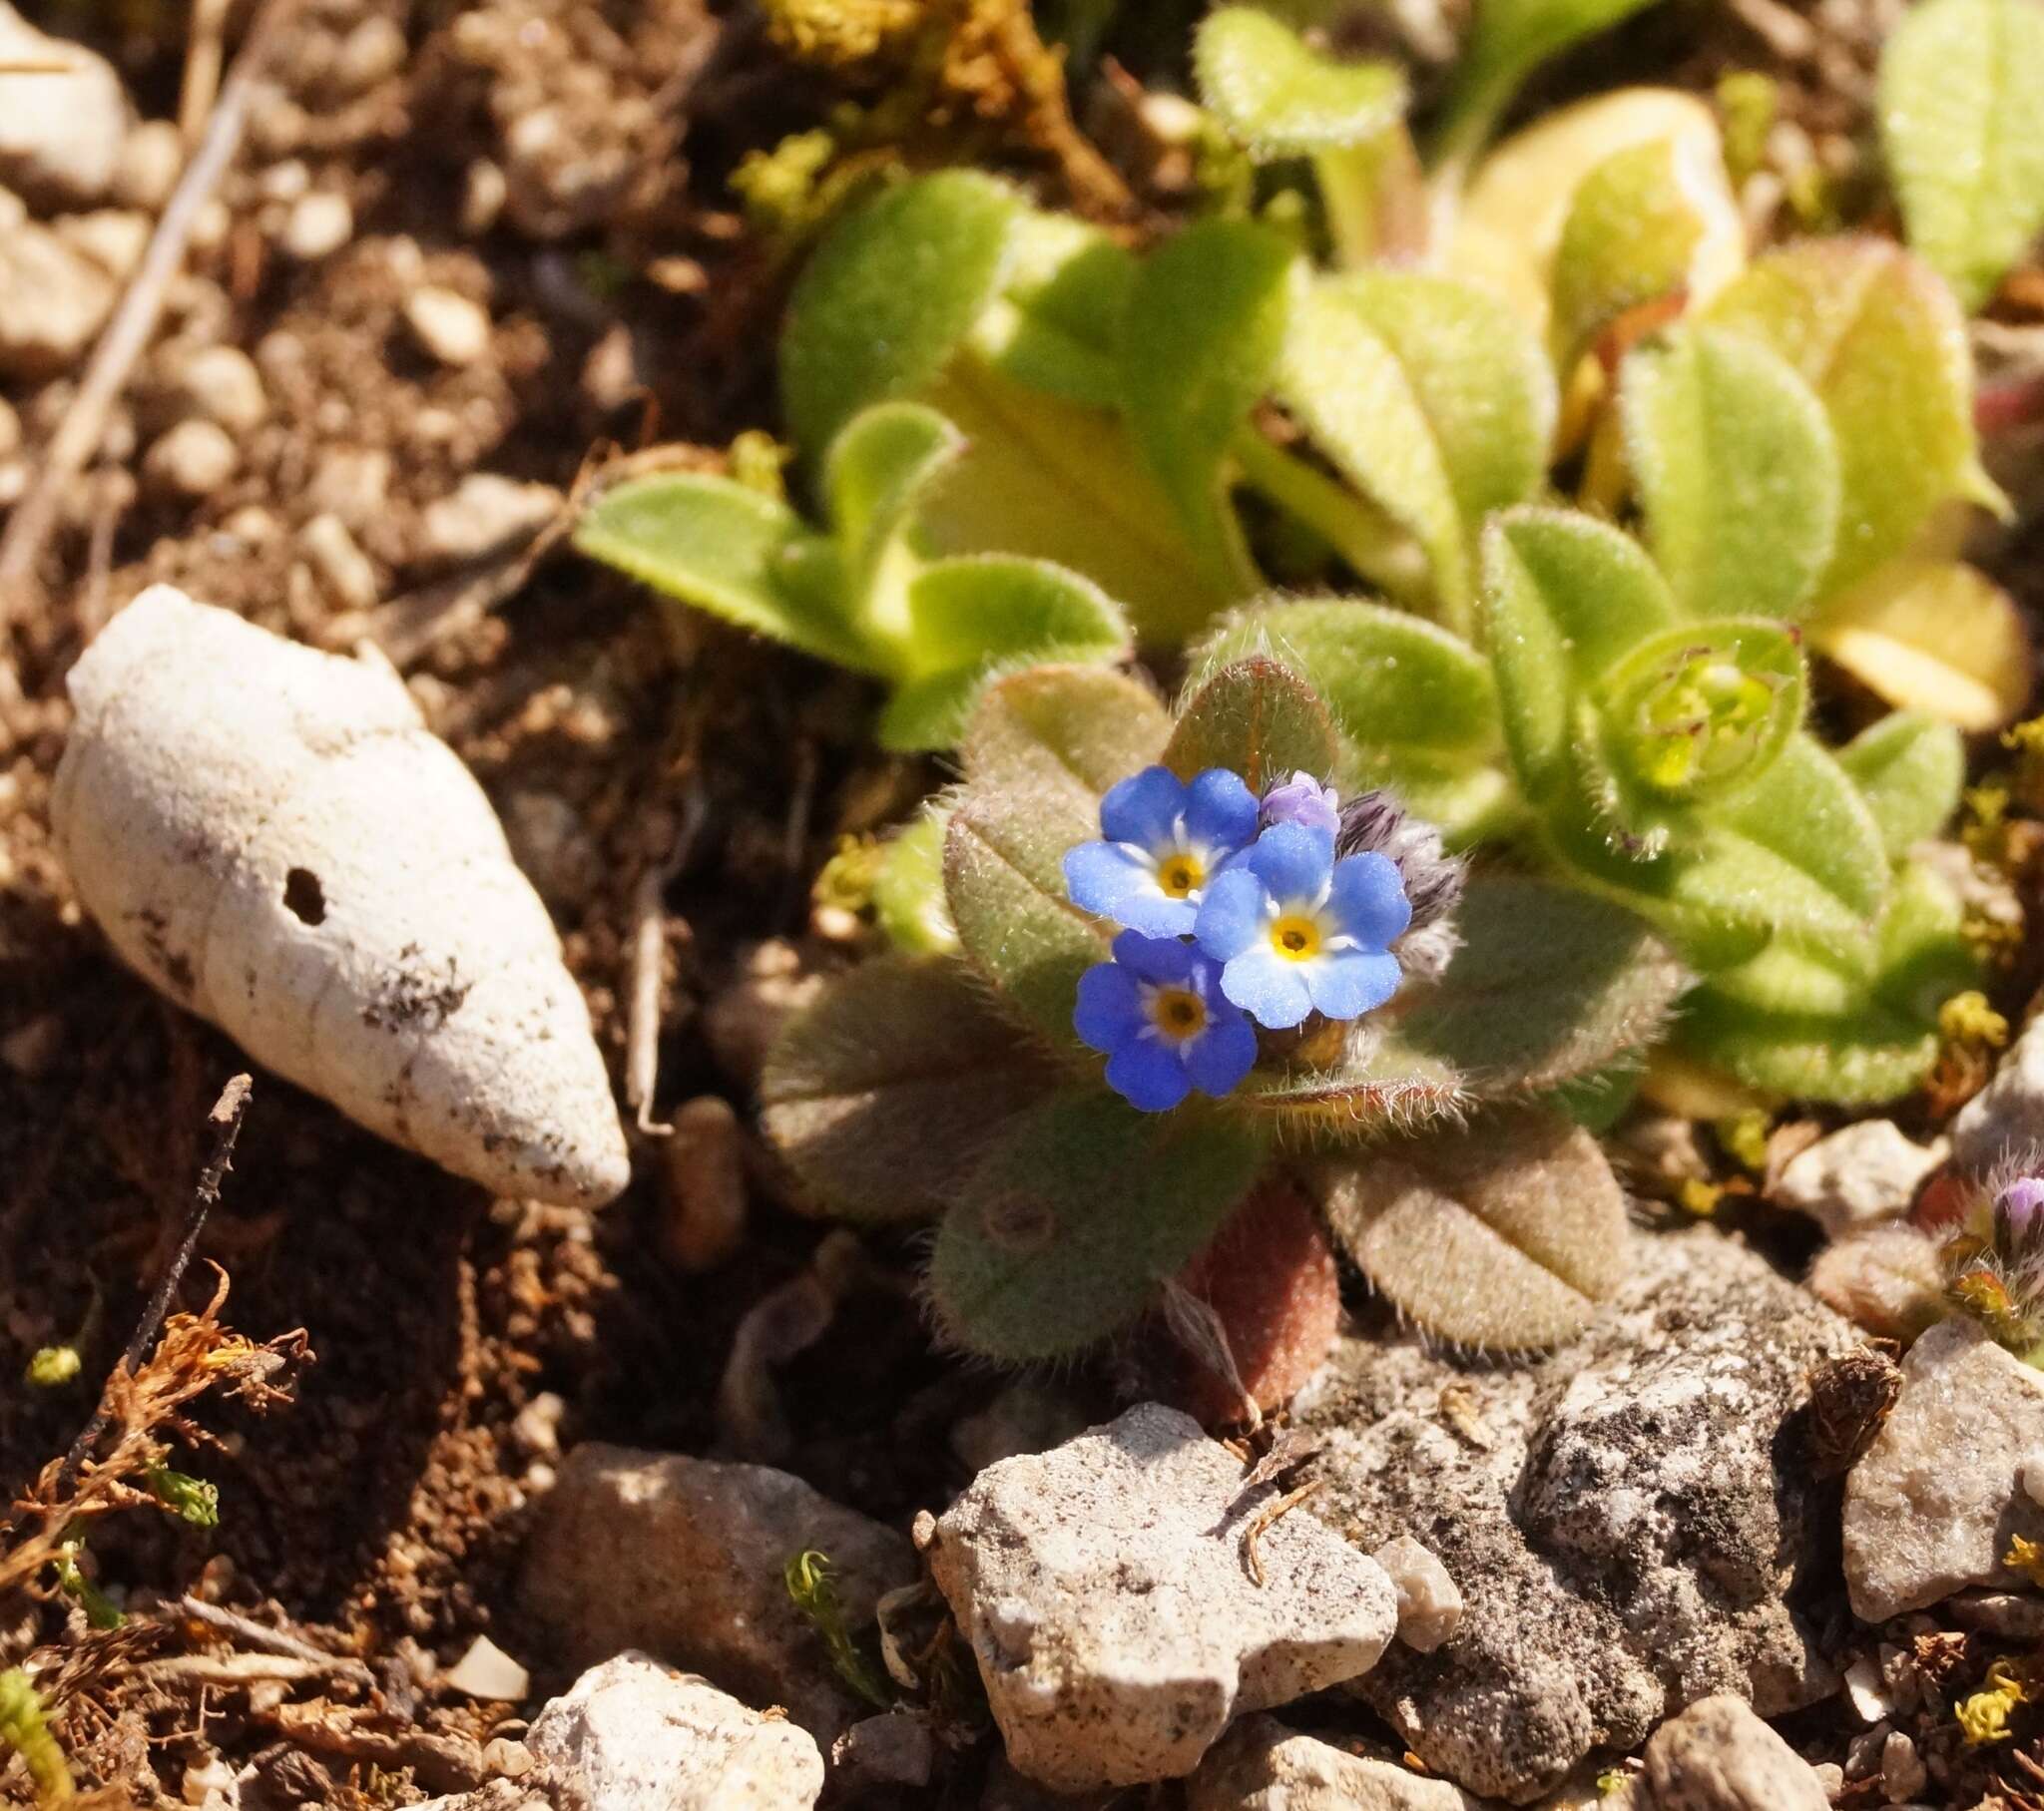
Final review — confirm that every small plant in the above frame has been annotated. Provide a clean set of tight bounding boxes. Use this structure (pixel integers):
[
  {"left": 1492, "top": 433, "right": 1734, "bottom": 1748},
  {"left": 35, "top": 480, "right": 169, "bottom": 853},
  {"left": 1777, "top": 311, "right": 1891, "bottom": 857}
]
[
  {"left": 764, "top": 658, "right": 1685, "bottom": 1364},
  {"left": 1942, "top": 1169, "right": 2044, "bottom": 1362}
]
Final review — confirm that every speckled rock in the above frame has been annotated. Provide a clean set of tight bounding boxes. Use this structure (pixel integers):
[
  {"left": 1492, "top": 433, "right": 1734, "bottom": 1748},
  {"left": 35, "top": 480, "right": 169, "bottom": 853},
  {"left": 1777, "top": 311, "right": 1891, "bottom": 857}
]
[
  {"left": 930, "top": 1404, "right": 1398, "bottom": 1791},
  {"left": 1842, "top": 1317, "right": 2044, "bottom": 1620},
  {"left": 1373, "top": 1537, "right": 1464, "bottom": 1653},
  {"left": 1186, "top": 1717, "right": 1483, "bottom": 1809},
  {"left": 1292, "top": 1228, "right": 1855, "bottom": 1804},
  {"left": 1772, "top": 1122, "right": 1942, "bottom": 1239},
  {"left": 1953, "top": 1010, "right": 2044, "bottom": 1173},
  {"left": 520, "top": 1443, "right": 916, "bottom": 1744},
  {"left": 1639, "top": 1694, "right": 1828, "bottom": 1810}
]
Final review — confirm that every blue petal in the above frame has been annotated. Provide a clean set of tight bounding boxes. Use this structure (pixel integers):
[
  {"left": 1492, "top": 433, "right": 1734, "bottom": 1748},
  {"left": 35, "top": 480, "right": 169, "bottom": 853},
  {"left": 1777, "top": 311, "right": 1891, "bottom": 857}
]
[
  {"left": 1073, "top": 961, "right": 1144, "bottom": 1054},
  {"left": 1182, "top": 1010, "right": 1259, "bottom": 1098},
  {"left": 1184, "top": 768, "right": 1259, "bottom": 851},
  {"left": 1113, "top": 890, "right": 1199, "bottom": 939},
  {"left": 1193, "top": 868, "right": 1268, "bottom": 961},
  {"left": 1112, "top": 929, "right": 1198, "bottom": 984},
  {"left": 1247, "top": 822, "right": 1335, "bottom": 906},
  {"left": 1064, "top": 839, "right": 1148, "bottom": 917},
  {"left": 1304, "top": 947, "right": 1402, "bottom": 1022},
  {"left": 1220, "top": 947, "right": 1314, "bottom": 1030},
  {"left": 1106, "top": 1037, "right": 1192, "bottom": 1113},
  {"left": 1099, "top": 765, "right": 1186, "bottom": 850},
  {"left": 1326, "top": 851, "right": 1412, "bottom": 950}
]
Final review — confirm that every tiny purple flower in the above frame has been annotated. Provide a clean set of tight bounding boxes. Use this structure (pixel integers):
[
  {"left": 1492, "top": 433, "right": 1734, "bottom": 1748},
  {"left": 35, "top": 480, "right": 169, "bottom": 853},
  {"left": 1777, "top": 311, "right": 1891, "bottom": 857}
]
[
  {"left": 1998, "top": 1175, "right": 2044, "bottom": 1249},
  {"left": 1062, "top": 764, "right": 1260, "bottom": 938},
  {"left": 1192, "top": 823, "right": 1412, "bottom": 1031},
  {"left": 1260, "top": 771, "right": 1339, "bottom": 836},
  {"left": 1073, "top": 931, "right": 1260, "bottom": 1113}
]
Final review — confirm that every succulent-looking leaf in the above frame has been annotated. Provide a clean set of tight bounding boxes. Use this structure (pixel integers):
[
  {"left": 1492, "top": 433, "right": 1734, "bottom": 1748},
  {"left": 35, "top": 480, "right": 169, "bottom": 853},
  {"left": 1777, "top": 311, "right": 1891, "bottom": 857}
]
[
  {"left": 1814, "top": 560, "right": 2032, "bottom": 731},
  {"left": 1165, "top": 657, "right": 1341, "bottom": 794},
  {"left": 1434, "top": 0, "right": 1665, "bottom": 167},
  {"left": 1448, "top": 89, "right": 1737, "bottom": 338},
  {"left": 1194, "top": 7, "right": 1409, "bottom": 157},
  {"left": 1878, "top": 0, "right": 2044, "bottom": 310},
  {"left": 761, "top": 956, "right": 1057, "bottom": 1221},
  {"left": 1320, "top": 1108, "right": 1629, "bottom": 1347},
  {"left": 1395, "top": 877, "right": 1688, "bottom": 1094},
  {"left": 1121, "top": 221, "right": 1297, "bottom": 595},
  {"left": 781, "top": 172, "right": 1020, "bottom": 454},
  {"left": 960, "top": 664, "right": 1171, "bottom": 800},
  {"left": 1191, "top": 598, "right": 1501, "bottom": 758},
  {"left": 574, "top": 474, "right": 873, "bottom": 673},
  {"left": 1836, "top": 712, "right": 1966, "bottom": 859},
  {"left": 1620, "top": 324, "right": 1841, "bottom": 622},
  {"left": 1479, "top": 507, "right": 1679, "bottom": 801},
  {"left": 1548, "top": 136, "right": 1742, "bottom": 370},
  {"left": 1707, "top": 239, "right": 1994, "bottom": 599},
  {"left": 926, "top": 1093, "right": 1267, "bottom": 1361}
]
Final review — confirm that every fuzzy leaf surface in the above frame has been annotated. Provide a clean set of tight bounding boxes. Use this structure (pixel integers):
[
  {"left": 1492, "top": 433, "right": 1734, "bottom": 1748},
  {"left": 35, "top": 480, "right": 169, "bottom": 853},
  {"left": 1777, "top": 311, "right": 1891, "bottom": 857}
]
[
  {"left": 761, "top": 956, "right": 1055, "bottom": 1220},
  {"left": 1814, "top": 559, "right": 2032, "bottom": 730},
  {"left": 1548, "top": 138, "right": 1712, "bottom": 366},
  {"left": 1195, "top": 6, "right": 1408, "bottom": 156},
  {"left": 1879, "top": 0, "right": 2044, "bottom": 310},
  {"left": 1620, "top": 324, "right": 1840, "bottom": 622},
  {"left": 1437, "top": 0, "right": 1662, "bottom": 163},
  {"left": 927, "top": 1094, "right": 1267, "bottom": 1360},
  {"left": 1165, "top": 657, "right": 1341, "bottom": 792},
  {"left": 1231, "top": 1025, "right": 1465, "bottom": 1130},
  {"left": 1320, "top": 1108, "right": 1629, "bottom": 1347},
  {"left": 961, "top": 664, "right": 1171, "bottom": 797},
  {"left": 1835, "top": 711, "right": 1966, "bottom": 859}
]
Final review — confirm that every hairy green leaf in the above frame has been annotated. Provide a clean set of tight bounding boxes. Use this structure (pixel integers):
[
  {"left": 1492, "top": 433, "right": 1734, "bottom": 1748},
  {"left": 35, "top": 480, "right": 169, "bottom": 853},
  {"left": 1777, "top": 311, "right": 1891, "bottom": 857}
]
[
  {"left": 873, "top": 808, "right": 958, "bottom": 955},
  {"left": 824, "top": 402, "right": 965, "bottom": 589},
  {"left": 574, "top": 474, "right": 874, "bottom": 672},
  {"left": 1707, "top": 239, "right": 1993, "bottom": 598},
  {"left": 782, "top": 172, "right": 1020, "bottom": 453},
  {"left": 1232, "top": 1024, "right": 1465, "bottom": 1130},
  {"left": 1814, "top": 559, "right": 2032, "bottom": 731},
  {"left": 1195, "top": 7, "right": 1409, "bottom": 156},
  {"left": 1320, "top": 1109, "right": 1629, "bottom": 1347},
  {"left": 761, "top": 956, "right": 1057, "bottom": 1220},
  {"left": 968, "top": 211, "right": 1133, "bottom": 404},
  {"left": 1879, "top": 0, "right": 2044, "bottom": 310},
  {"left": 1620, "top": 324, "right": 1840, "bottom": 622},
  {"left": 927, "top": 1094, "right": 1266, "bottom": 1360},
  {"left": 1435, "top": 0, "right": 1664, "bottom": 166},
  {"left": 1165, "top": 657, "right": 1341, "bottom": 793},
  {"left": 1672, "top": 988, "right": 1938, "bottom": 1105},
  {"left": 961, "top": 664, "right": 1171, "bottom": 798},
  {"left": 1121, "top": 220, "right": 1296, "bottom": 595},
  {"left": 1396, "top": 877, "right": 1688, "bottom": 1093},
  {"left": 1836, "top": 711, "right": 1966, "bottom": 859}
]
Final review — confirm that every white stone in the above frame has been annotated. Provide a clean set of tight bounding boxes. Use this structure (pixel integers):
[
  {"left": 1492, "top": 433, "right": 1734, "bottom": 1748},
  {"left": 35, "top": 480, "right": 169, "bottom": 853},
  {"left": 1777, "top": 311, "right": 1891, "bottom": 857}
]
[
  {"left": 51, "top": 587, "right": 631, "bottom": 1206},
  {"left": 1774, "top": 1123, "right": 1944, "bottom": 1239},
  {"left": 54, "top": 208, "right": 152, "bottom": 281},
  {"left": 417, "top": 473, "right": 560, "bottom": 567},
  {"left": 114, "top": 120, "right": 183, "bottom": 212},
  {"left": 1187, "top": 1716, "right": 1479, "bottom": 1809},
  {"left": 930, "top": 1404, "right": 1399, "bottom": 1791},
  {"left": 444, "top": 1634, "right": 529, "bottom": 1700},
  {"left": 279, "top": 191, "right": 352, "bottom": 261},
  {"left": 167, "top": 344, "right": 268, "bottom": 436},
  {"left": 0, "top": 6, "right": 132, "bottom": 207},
  {"left": 1640, "top": 1694, "right": 1828, "bottom": 1810},
  {"left": 404, "top": 285, "right": 491, "bottom": 367},
  {"left": 1842, "top": 1318, "right": 2044, "bottom": 1620},
  {"left": 142, "top": 419, "right": 238, "bottom": 499},
  {"left": 1372, "top": 1536, "right": 1464, "bottom": 1653},
  {"left": 1954, "top": 1013, "right": 2044, "bottom": 1173},
  {"left": 1879, "top": 1730, "right": 1926, "bottom": 1804},
  {"left": 526, "top": 1653, "right": 823, "bottom": 1811},
  {"left": 0, "top": 224, "right": 116, "bottom": 379},
  {"left": 333, "top": 16, "right": 407, "bottom": 94},
  {"left": 1842, "top": 1654, "right": 1890, "bottom": 1722},
  {"left": 298, "top": 513, "right": 378, "bottom": 611}
]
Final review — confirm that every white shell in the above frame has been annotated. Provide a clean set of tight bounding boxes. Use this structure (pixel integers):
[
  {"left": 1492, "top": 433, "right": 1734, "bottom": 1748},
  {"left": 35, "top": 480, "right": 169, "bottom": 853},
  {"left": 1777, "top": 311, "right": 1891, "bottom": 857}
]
[{"left": 52, "top": 586, "right": 631, "bottom": 1206}]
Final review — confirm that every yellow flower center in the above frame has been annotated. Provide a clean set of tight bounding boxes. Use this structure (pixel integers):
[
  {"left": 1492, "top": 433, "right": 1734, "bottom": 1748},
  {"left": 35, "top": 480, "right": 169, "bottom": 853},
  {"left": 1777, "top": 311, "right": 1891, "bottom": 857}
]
[
  {"left": 1271, "top": 914, "right": 1321, "bottom": 961},
  {"left": 1156, "top": 852, "right": 1205, "bottom": 899},
  {"left": 1147, "top": 986, "right": 1208, "bottom": 1043}
]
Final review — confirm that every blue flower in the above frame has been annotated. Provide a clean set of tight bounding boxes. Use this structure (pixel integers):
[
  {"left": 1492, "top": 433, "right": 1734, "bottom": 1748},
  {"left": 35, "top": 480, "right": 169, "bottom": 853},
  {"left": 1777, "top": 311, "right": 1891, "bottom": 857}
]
[
  {"left": 1193, "top": 823, "right": 1411, "bottom": 1031},
  {"left": 1073, "top": 931, "right": 1260, "bottom": 1113},
  {"left": 1062, "top": 765, "right": 1260, "bottom": 938},
  {"left": 1260, "top": 770, "right": 1339, "bottom": 835}
]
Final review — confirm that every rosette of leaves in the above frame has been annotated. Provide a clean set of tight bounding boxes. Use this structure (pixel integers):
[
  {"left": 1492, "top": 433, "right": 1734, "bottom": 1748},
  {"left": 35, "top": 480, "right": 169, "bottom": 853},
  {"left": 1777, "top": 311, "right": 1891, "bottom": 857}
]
[{"left": 762, "top": 657, "right": 1688, "bottom": 1362}]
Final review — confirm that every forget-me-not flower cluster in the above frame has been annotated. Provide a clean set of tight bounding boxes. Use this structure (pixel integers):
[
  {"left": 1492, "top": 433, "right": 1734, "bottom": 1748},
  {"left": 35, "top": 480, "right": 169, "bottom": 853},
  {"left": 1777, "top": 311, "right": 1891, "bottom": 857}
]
[{"left": 1063, "top": 765, "right": 1412, "bottom": 1112}]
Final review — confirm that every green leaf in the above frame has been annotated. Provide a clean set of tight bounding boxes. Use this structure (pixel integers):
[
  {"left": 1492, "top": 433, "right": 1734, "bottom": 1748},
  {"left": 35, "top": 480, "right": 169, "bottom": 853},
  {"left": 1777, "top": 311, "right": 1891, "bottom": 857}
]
[
  {"left": 1434, "top": 0, "right": 1664, "bottom": 166},
  {"left": 824, "top": 401, "right": 965, "bottom": 586},
  {"left": 873, "top": 808, "right": 958, "bottom": 955},
  {"left": 1703, "top": 732, "right": 1889, "bottom": 926},
  {"left": 1479, "top": 507, "right": 1679, "bottom": 801},
  {"left": 1276, "top": 273, "right": 1556, "bottom": 634},
  {"left": 1319, "top": 1109, "right": 1630, "bottom": 1348},
  {"left": 1670, "top": 988, "right": 1938, "bottom": 1105},
  {"left": 1120, "top": 220, "right": 1297, "bottom": 594},
  {"left": 1396, "top": 877, "right": 1688, "bottom": 1094},
  {"left": 1194, "top": 8, "right": 1408, "bottom": 157},
  {"left": 926, "top": 1093, "right": 1267, "bottom": 1360},
  {"left": 1813, "top": 559, "right": 2032, "bottom": 731},
  {"left": 961, "top": 663, "right": 1172, "bottom": 797},
  {"left": 760, "top": 956, "right": 1058, "bottom": 1221},
  {"left": 1191, "top": 599, "right": 1501, "bottom": 758},
  {"left": 575, "top": 473, "right": 876, "bottom": 672},
  {"left": 1707, "top": 238, "right": 1993, "bottom": 598},
  {"left": 1620, "top": 324, "right": 1840, "bottom": 622},
  {"left": 968, "top": 212, "right": 1134, "bottom": 405},
  {"left": 1879, "top": 0, "right": 2044, "bottom": 310},
  {"left": 878, "top": 557, "right": 1131, "bottom": 751},
  {"left": 1232, "top": 1022, "right": 1466, "bottom": 1130},
  {"left": 1835, "top": 712, "right": 1965, "bottom": 859},
  {"left": 1164, "top": 657, "right": 1341, "bottom": 793},
  {"left": 781, "top": 172, "right": 1020, "bottom": 453}
]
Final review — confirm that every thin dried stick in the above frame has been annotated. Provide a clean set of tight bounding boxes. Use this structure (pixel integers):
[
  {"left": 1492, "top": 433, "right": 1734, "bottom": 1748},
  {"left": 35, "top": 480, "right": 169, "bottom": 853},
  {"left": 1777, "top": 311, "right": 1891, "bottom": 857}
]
[
  {"left": 179, "top": 0, "right": 233, "bottom": 144},
  {"left": 0, "top": 0, "right": 304, "bottom": 618},
  {"left": 174, "top": 1597, "right": 370, "bottom": 1678}
]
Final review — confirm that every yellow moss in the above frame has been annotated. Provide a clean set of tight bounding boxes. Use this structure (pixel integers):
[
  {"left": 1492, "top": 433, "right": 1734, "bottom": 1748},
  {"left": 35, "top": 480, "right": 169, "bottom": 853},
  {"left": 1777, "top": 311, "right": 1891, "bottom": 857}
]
[
  {"left": 1940, "top": 990, "right": 2011, "bottom": 1052},
  {"left": 2006, "top": 1534, "right": 2044, "bottom": 1588},
  {"left": 814, "top": 834, "right": 884, "bottom": 915},
  {"left": 764, "top": 0, "right": 922, "bottom": 66},
  {"left": 1958, "top": 1656, "right": 2030, "bottom": 1743},
  {"left": 1677, "top": 1176, "right": 1723, "bottom": 1218},
  {"left": 1715, "top": 1110, "right": 1772, "bottom": 1175}
]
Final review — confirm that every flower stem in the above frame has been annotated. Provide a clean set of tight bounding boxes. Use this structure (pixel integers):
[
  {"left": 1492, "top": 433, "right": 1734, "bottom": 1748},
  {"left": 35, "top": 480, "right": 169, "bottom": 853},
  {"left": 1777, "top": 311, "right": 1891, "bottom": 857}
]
[{"left": 1231, "top": 427, "right": 1433, "bottom": 607}]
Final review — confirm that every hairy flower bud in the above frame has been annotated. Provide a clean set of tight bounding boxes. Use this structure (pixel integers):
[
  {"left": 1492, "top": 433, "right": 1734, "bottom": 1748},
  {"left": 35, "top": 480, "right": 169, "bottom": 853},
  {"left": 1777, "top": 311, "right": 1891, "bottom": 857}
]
[{"left": 1334, "top": 789, "right": 1464, "bottom": 980}]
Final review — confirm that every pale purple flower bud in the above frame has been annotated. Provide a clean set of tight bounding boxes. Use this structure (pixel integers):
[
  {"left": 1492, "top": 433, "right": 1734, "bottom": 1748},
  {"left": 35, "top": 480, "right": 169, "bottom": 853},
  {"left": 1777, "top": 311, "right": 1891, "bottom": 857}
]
[
  {"left": 1997, "top": 1175, "right": 2044, "bottom": 1252},
  {"left": 1260, "top": 771, "right": 1339, "bottom": 836}
]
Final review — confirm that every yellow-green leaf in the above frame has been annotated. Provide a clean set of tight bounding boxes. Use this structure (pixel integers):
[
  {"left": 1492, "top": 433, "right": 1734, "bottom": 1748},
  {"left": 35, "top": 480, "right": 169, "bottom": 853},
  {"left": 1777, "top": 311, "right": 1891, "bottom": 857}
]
[
  {"left": 1814, "top": 559, "right": 2032, "bottom": 730},
  {"left": 1194, "top": 6, "right": 1407, "bottom": 157}
]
